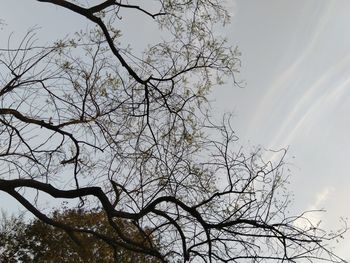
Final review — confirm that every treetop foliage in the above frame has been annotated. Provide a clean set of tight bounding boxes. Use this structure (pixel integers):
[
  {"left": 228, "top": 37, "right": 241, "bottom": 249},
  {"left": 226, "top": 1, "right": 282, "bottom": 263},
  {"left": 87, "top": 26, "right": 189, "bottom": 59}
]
[{"left": 0, "top": 208, "right": 160, "bottom": 262}]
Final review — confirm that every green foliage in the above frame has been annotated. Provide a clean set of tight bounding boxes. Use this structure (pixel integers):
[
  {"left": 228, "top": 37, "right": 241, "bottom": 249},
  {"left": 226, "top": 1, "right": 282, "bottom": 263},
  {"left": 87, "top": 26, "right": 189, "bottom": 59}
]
[{"left": 0, "top": 209, "right": 160, "bottom": 263}]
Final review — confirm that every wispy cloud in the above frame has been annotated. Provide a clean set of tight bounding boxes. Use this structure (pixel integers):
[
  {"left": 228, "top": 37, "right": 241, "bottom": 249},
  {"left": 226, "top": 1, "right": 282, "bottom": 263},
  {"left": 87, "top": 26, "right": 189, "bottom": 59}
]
[
  {"left": 294, "top": 187, "right": 334, "bottom": 229},
  {"left": 248, "top": 2, "right": 334, "bottom": 136},
  {"left": 268, "top": 62, "right": 350, "bottom": 149}
]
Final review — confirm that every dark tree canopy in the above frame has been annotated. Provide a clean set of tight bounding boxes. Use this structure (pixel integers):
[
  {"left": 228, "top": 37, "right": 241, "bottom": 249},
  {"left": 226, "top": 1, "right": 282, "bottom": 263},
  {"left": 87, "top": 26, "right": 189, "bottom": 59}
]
[
  {"left": 0, "top": 209, "right": 160, "bottom": 262},
  {"left": 0, "top": 1, "right": 346, "bottom": 262}
]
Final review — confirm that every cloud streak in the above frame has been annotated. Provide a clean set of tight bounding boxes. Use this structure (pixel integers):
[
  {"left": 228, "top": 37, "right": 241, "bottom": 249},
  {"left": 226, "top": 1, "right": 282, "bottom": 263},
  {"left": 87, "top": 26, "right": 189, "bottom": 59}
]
[{"left": 248, "top": 2, "right": 334, "bottom": 135}]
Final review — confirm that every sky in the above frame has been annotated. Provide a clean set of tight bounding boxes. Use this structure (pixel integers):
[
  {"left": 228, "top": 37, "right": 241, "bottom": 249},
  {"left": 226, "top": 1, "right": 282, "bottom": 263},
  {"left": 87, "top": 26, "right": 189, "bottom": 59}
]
[
  {"left": 213, "top": 0, "right": 350, "bottom": 258},
  {"left": 1, "top": 0, "right": 350, "bottom": 259}
]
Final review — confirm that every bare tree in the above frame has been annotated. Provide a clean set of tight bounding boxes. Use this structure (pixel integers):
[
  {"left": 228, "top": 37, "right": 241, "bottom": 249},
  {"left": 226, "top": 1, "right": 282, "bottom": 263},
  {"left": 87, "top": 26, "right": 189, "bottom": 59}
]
[{"left": 0, "top": 1, "right": 346, "bottom": 262}]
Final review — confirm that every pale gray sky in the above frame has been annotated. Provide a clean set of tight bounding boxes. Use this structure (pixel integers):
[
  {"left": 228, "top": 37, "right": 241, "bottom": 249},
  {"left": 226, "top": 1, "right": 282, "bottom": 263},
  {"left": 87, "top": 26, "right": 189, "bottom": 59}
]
[
  {"left": 1, "top": 0, "right": 350, "bottom": 259},
  {"left": 212, "top": 1, "right": 350, "bottom": 258}
]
